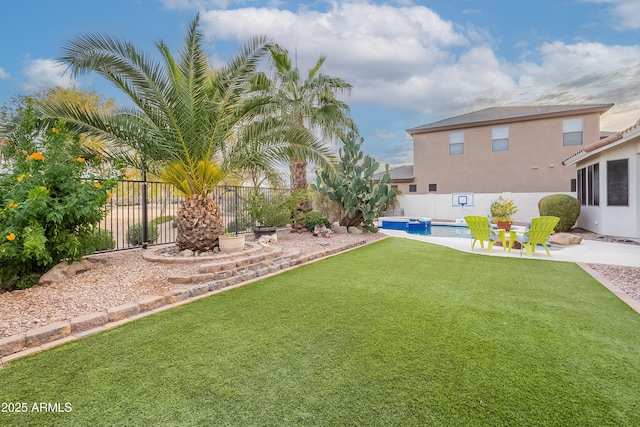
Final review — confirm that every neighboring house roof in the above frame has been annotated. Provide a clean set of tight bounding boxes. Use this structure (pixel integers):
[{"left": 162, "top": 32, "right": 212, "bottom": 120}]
[
  {"left": 373, "top": 165, "right": 414, "bottom": 182},
  {"left": 563, "top": 118, "right": 640, "bottom": 166},
  {"left": 407, "top": 104, "right": 614, "bottom": 135}
]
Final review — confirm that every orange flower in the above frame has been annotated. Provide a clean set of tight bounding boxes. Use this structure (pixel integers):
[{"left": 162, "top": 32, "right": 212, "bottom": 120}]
[
  {"left": 76, "top": 157, "right": 85, "bottom": 163},
  {"left": 93, "top": 182, "right": 102, "bottom": 189},
  {"left": 6, "top": 233, "right": 16, "bottom": 241},
  {"left": 8, "top": 203, "right": 19, "bottom": 208},
  {"left": 17, "top": 174, "right": 26, "bottom": 182},
  {"left": 52, "top": 127, "right": 59, "bottom": 134},
  {"left": 27, "top": 152, "right": 45, "bottom": 161},
  {"left": 108, "top": 192, "right": 114, "bottom": 199}
]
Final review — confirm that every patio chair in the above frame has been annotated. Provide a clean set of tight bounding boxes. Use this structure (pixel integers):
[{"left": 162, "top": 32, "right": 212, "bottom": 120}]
[
  {"left": 508, "top": 216, "right": 560, "bottom": 256},
  {"left": 464, "top": 216, "right": 506, "bottom": 253}
]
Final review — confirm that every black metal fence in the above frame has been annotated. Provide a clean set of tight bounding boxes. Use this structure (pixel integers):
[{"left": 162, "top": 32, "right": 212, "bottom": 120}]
[{"left": 96, "top": 181, "right": 285, "bottom": 252}]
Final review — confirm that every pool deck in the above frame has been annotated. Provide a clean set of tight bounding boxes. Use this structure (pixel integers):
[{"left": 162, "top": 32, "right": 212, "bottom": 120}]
[{"left": 379, "top": 229, "right": 640, "bottom": 267}]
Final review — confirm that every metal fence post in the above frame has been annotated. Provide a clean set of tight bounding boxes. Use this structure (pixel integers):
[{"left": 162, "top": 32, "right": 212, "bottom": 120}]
[{"left": 142, "top": 171, "right": 148, "bottom": 249}]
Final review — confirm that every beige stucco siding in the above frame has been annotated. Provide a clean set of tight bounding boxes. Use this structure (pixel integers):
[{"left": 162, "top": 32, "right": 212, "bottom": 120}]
[{"left": 412, "top": 113, "right": 603, "bottom": 194}]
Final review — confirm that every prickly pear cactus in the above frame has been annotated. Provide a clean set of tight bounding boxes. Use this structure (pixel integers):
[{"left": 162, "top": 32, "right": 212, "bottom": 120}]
[{"left": 312, "top": 131, "right": 396, "bottom": 232}]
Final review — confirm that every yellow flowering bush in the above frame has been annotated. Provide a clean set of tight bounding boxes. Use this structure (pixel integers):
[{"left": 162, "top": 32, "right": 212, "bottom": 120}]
[{"left": 0, "top": 112, "right": 117, "bottom": 290}]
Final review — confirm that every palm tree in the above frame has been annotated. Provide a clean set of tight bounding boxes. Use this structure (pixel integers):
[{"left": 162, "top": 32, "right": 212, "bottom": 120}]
[
  {"left": 264, "top": 45, "right": 356, "bottom": 192},
  {"left": 38, "top": 15, "right": 334, "bottom": 252}
]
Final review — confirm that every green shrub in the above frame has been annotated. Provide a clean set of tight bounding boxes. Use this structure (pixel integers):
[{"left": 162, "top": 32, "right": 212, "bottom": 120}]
[
  {"left": 0, "top": 110, "right": 117, "bottom": 290},
  {"left": 80, "top": 228, "right": 116, "bottom": 254},
  {"left": 303, "top": 211, "right": 331, "bottom": 232},
  {"left": 248, "top": 192, "right": 291, "bottom": 227},
  {"left": 538, "top": 194, "right": 580, "bottom": 232},
  {"left": 127, "top": 223, "right": 159, "bottom": 246},
  {"left": 226, "top": 216, "right": 253, "bottom": 234}
]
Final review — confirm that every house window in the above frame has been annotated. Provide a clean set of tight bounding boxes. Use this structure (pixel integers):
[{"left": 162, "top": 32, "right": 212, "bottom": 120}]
[
  {"left": 607, "top": 159, "right": 628, "bottom": 206},
  {"left": 428, "top": 183, "right": 437, "bottom": 192},
  {"left": 563, "top": 118, "right": 583, "bottom": 146},
  {"left": 570, "top": 178, "right": 577, "bottom": 192},
  {"left": 409, "top": 185, "right": 417, "bottom": 193},
  {"left": 587, "top": 163, "right": 599, "bottom": 206},
  {"left": 449, "top": 132, "right": 464, "bottom": 155},
  {"left": 577, "top": 168, "right": 586, "bottom": 204},
  {"left": 577, "top": 164, "right": 600, "bottom": 206},
  {"left": 492, "top": 126, "right": 509, "bottom": 152}
]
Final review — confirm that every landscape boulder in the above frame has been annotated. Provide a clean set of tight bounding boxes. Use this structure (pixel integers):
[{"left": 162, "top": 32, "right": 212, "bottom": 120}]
[
  {"left": 549, "top": 233, "right": 583, "bottom": 246},
  {"left": 39, "top": 259, "right": 95, "bottom": 285}
]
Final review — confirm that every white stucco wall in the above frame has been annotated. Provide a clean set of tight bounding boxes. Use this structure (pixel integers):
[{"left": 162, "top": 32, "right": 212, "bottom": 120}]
[
  {"left": 397, "top": 192, "right": 575, "bottom": 224},
  {"left": 575, "top": 145, "right": 639, "bottom": 238}
]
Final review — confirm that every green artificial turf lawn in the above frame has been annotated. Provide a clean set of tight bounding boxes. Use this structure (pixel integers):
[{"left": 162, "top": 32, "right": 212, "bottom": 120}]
[{"left": 1, "top": 238, "right": 640, "bottom": 426}]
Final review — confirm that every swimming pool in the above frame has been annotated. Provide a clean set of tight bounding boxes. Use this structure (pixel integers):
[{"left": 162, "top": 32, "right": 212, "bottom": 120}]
[{"left": 378, "top": 217, "right": 472, "bottom": 238}]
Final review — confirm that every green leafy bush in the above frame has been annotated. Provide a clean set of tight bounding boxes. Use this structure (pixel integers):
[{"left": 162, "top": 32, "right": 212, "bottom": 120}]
[
  {"left": 248, "top": 192, "right": 291, "bottom": 227},
  {"left": 80, "top": 228, "right": 116, "bottom": 254},
  {"left": 303, "top": 211, "right": 331, "bottom": 232},
  {"left": 127, "top": 223, "right": 160, "bottom": 246},
  {"left": 0, "top": 111, "right": 116, "bottom": 290},
  {"left": 538, "top": 194, "right": 580, "bottom": 232}
]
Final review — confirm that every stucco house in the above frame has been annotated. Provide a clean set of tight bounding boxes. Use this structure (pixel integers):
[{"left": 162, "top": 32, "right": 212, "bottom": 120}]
[
  {"left": 396, "top": 104, "right": 614, "bottom": 221},
  {"left": 563, "top": 119, "right": 640, "bottom": 239}
]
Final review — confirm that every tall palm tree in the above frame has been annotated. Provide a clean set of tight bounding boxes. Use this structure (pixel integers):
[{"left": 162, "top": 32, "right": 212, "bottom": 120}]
[
  {"left": 264, "top": 45, "right": 356, "bottom": 192},
  {"left": 38, "top": 15, "right": 334, "bottom": 252}
]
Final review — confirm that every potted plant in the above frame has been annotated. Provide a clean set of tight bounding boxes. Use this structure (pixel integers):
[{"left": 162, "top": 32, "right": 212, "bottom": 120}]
[
  {"left": 248, "top": 192, "right": 291, "bottom": 239},
  {"left": 490, "top": 196, "right": 518, "bottom": 231},
  {"left": 218, "top": 232, "right": 245, "bottom": 253}
]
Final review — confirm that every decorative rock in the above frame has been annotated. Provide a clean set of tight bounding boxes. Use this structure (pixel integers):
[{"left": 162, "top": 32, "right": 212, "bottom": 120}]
[
  {"left": 25, "top": 322, "right": 71, "bottom": 347},
  {"left": 181, "top": 249, "right": 194, "bottom": 257},
  {"left": 549, "top": 233, "right": 583, "bottom": 245},
  {"left": 313, "top": 225, "right": 333, "bottom": 238},
  {"left": 0, "top": 335, "right": 25, "bottom": 357},
  {"left": 347, "top": 227, "right": 363, "bottom": 235},
  {"left": 107, "top": 303, "right": 140, "bottom": 322},
  {"left": 70, "top": 312, "right": 108, "bottom": 333},
  {"left": 333, "top": 224, "right": 348, "bottom": 234},
  {"left": 39, "top": 259, "right": 94, "bottom": 285}
]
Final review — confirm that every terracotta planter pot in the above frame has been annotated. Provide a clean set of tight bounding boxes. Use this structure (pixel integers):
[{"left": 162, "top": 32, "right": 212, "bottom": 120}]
[
  {"left": 497, "top": 221, "right": 512, "bottom": 231},
  {"left": 218, "top": 235, "right": 245, "bottom": 253}
]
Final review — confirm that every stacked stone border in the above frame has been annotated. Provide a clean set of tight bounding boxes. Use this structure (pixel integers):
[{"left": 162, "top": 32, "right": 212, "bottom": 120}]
[{"left": 0, "top": 238, "right": 379, "bottom": 365}]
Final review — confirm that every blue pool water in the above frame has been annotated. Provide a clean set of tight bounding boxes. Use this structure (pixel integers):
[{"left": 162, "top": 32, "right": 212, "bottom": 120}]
[{"left": 379, "top": 217, "right": 472, "bottom": 238}]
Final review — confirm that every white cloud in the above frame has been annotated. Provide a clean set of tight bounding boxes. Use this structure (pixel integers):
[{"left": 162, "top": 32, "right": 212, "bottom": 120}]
[
  {"left": 20, "top": 59, "right": 76, "bottom": 92},
  {"left": 582, "top": 0, "right": 640, "bottom": 30},
  {"left": 0, "top": 67, "right": 9, "bottom": 79}
]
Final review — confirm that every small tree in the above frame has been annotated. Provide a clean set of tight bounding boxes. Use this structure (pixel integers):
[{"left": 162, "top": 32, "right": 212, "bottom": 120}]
[
  {"left": 312, "top": 132, "right": 396, "bottom": 232},
  {"left": 0, "top": 109, "right": 116, "bottom": 290}
]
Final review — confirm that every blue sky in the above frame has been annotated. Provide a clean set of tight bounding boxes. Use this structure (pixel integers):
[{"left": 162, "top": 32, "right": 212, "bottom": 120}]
[{"left": 2, "top": 0, "right": 640, "bottom": 169}]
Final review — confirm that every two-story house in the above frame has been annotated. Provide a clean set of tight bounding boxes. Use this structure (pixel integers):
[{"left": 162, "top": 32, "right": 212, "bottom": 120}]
[{"left": 398, "top": 104, "right": 613, "bottom": 220}]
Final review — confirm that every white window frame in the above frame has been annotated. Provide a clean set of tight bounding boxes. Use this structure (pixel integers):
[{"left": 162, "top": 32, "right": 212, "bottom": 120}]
[
  {"left": 563, "top": 118, "right": 583, "bottom": 146},
  {"left": 449, "top": 131, "right": 464, "bottom": 155},
  {"left": 492, "top": 126, "right": 509, "bottom": 152}
]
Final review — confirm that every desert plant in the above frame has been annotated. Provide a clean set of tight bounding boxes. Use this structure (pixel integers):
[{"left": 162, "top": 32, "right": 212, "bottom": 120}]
[
  {"left": 490, "top": 196, "right": 518, "bottom": 223},
  {"left": 127, "top": 223, "right": 159, "bottom": 246},
  {"left": 303, "top": 211, "right": 331, "bottom": 232},
  {"left": 0, "top": 115, "right": 116, "bottom": 290},
  {"left": 79, "top": 228, "right": 116, "bottom": 254},
  {"left": 539, "top": 194, "right": 580, "bottom": 232},
  {"left": 312, "top": 131, "right": 396, "bottom": 232},
  {"left": 248, "top": 192, "right": 291, "bottom": 227}
]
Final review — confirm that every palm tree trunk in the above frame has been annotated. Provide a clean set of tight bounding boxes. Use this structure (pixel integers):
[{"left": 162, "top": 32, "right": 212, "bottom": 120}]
[
  {"left": 176, "top": 194, "right": 224, "bottom": 252},
  {"left": 289, "top": 160, "right": 307, "bottom": 191}
]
